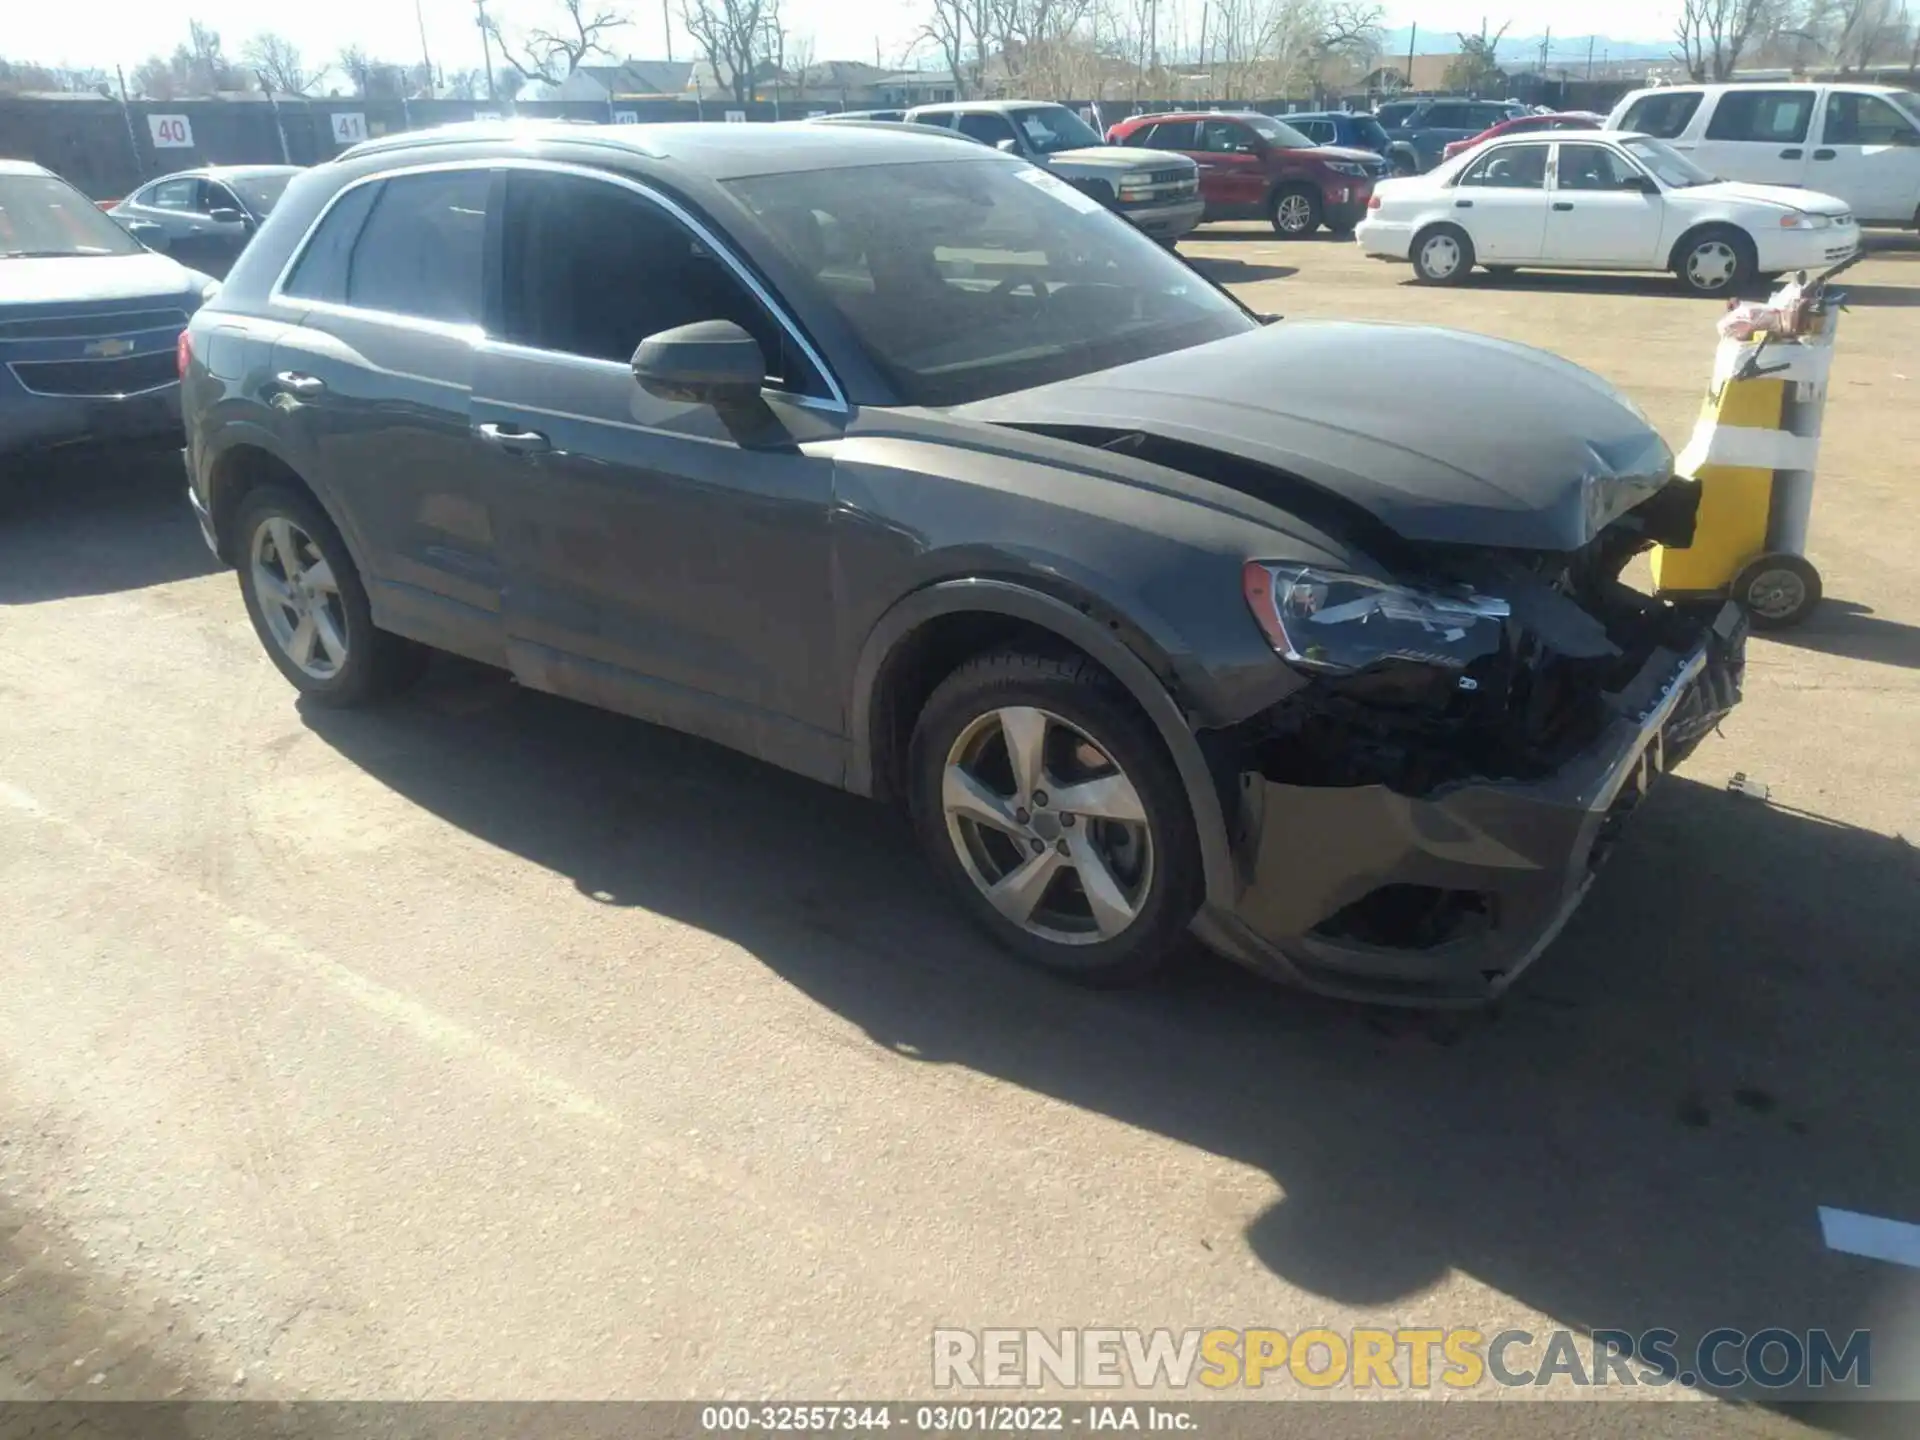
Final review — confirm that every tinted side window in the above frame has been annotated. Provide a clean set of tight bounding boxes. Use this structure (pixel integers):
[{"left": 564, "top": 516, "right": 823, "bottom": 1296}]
[
  {"left": 344, "top": 170, "right": 489, "bottom": 324},
  {"left": 145, "top": 178, "right": 200, "bottom": 211},
  {"left": 1620, "top": 91, "right": 1703, "bottom": 139},
  {"left": 1705, "top": 90, "right": 1813, "bottom": 143},
  {"left": 281, "top": 181, "right": 382, "bottom": 302},
  {"left": 1139, "top": 121, "right": 1196, "bottom": 149},
  {"left": 498, "top": 171, "right": 818, "bottom": 394},
  {"left": 1555, "top": 143, "right": 1641, "bottom": 190},
  {"left": 1460, "top": 144, "right": 1548, "bottom": 188},
  {"left": 201, "top": 181, "right": 241, "bottom": 213},
  {"left": 1824, "top": 92, "right": 1919, "bottom": 145},
  {"left": 1424, "top": 104, "right": 1470, "bottom": 128},
  {"left": 1469, "top": 106, "right": 1512, "bottom": 129},
  {"left": 956, "top": 112, "right": 1017, "bottom": 145},
  {"left": 1197, "top": 120, "right": 1257, "bottom": 153},
  {"left": 1299, "top": 120, "right": 1333, "bottom": 143}
]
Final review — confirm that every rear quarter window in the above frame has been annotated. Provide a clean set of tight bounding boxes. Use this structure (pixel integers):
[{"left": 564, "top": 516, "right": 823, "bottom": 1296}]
[
  {"left": 1619, "top": 91, "right": 1703, "bottom": 139},
  {"left": 1705, "top": 89, "right": 1814, "bottom": 143}
]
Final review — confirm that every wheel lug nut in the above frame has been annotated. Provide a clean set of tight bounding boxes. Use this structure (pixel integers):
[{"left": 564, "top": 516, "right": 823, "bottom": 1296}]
[
  {"left": 1030, "top": 837, "right": 1046, "bottom": 854},
  {"left": 1014, "top": 807, "right": 1030, "bottom": 825},
  {"left": 1061, "top": 813, "right": 1075, "bottom": 828},
  {"left": 1033, "top": 790, "right": 1048, "bottom": 808},
  {"left": 1055, "top": 839, "right": 1070, "bottom": 856}
]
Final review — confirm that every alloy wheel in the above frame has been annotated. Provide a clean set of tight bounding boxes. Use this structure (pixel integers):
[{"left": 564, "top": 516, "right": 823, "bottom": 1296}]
[
  {"left": 1276, "top": 194, "right": 1316, "bottom": 232},
  {"left": 941, "top": 706, "right": 1154, "bottom": 946},
  {"left": 250, "top": 516, "right": 348, "bottom": 681}
]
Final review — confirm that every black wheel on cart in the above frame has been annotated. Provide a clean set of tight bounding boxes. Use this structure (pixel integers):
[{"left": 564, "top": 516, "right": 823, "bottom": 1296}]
[{"left": 1734, "top": 553, "right": 1821, "bottom": 630}]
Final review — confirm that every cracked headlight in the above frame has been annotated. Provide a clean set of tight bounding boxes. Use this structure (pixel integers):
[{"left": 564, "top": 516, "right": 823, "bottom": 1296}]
[{"left": 1242, "top": 562, "right": 1509, "bottom": 674}]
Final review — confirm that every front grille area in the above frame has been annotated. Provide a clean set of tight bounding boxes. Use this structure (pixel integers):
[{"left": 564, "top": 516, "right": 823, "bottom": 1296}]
[
  {"left": 1148, "top": 167, "right": 1190, "bottom": 186},
  {"left": 0, "top": 307, "right": 187, "bottom": 342},
  {"left": 9, "top": 350, "right": 176, "bottom": 398}
]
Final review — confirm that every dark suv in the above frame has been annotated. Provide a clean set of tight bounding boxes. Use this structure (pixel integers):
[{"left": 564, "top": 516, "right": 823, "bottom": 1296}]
[
  {"left": 1379, "top": 99, "right": 1531, "bottom": 172},
  {"left": 183, "top": 120, "right": 1745, "bottom": 1005},
  {"left": 1106, "top": 111, "right": 1389, "bottom": 235}
]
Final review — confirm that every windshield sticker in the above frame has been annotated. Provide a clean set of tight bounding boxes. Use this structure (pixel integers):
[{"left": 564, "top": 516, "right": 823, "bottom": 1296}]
[{"left": 1013, "top": 168, "right": 1105, "bottom": 214}]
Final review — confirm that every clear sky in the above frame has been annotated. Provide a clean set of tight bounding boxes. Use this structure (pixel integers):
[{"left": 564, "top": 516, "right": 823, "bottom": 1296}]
[{"left": 6, "top": 0, "right": 1675, "bottom": 86}]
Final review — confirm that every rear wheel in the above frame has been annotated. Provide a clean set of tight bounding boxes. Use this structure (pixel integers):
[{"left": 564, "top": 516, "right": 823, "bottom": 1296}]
[
  {"left": 1411, "top": 224, "right": 1475, "bottom": 285},
  {"left": 1270, "top": 185, "right": 1322, "bottom": 238},
  {"left": 1735, "top": 553, "right": 1821, "bottom": 630},
  {"left": 234, "top": 484, "right": 426, "bottom": 706},
  {"left": 1674, "top": 226, "right": 1755, "bottom": 297},
  {"left": 908, "top": 651, "right": 1200, "bottom": 986}
]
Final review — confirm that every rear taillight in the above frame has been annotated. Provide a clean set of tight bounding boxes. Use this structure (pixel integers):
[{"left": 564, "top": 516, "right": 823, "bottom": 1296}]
[
  {"left": 177, "top": 329, "right": 192, "bottom": 380},
  {"left": 1368, "top": 192, "right": 1382, "bottom": 210}
]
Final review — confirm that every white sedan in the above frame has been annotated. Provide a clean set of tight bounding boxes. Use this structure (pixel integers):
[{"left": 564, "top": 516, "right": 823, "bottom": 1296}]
[{"left": 1355, "top": 129, "right": 1858, "bottom": 295}]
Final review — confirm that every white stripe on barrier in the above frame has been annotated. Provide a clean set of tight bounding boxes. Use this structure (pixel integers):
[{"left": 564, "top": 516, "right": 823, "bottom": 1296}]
[{"left": 1675, "top": 422, "right": 1823, "bottom": 476}]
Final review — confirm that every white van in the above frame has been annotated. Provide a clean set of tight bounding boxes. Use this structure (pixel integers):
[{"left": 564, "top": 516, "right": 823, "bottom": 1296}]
[{"left": 1605, "top": 82, "right": 1920, "bottom": 226}]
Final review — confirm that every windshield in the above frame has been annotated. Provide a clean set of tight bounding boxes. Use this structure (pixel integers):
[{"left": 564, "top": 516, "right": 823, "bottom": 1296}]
[
  {"left": 1244, "top": 114, "right": 1314, "bottom": 148},
  {"left": 727, "top": 159, "right": 1256, "bottom": 407},
  {"left": 1890, "top": 90, "right": 1920, "bottom": 120},
  {"left": 1354, "top": 116, "right": 1391, "bottom": 148},
  {"left": 228, "top": 171, "right": 294, "bottom": 216},
  {"left": 1012, "top": 105, "right": 1106, "bottom": 155},
  {"left": 1622, "top": 136, "right": 1715, "bottom": 188},
  {"left": 0, "top": 174, "right": 143, "bottom": 258}
]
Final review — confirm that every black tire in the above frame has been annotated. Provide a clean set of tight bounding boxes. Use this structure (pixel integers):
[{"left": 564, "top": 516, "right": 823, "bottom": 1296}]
[
  {"left": 1734, "top": 553, "right": 1822, "bottom": 630},
  {"left": 1673, "top": 225, "right": 1756, "bottom": 297},
  {"left": 1269, "top": 184, "right": 1322, "bottom": 238},
  {"left": 234, "top": 483, "right": 427, "bottom": 707},
  {"left": 1411, "top": 224, "right": 1475, "bottom": 285},
  {"left": 908, "top": 650, "right": 1202, "bottom": 987}
]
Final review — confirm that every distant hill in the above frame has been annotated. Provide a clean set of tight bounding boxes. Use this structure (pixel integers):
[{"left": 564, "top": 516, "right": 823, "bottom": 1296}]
[{"left": 1374, "top": 26, "right": 1674, "bottom": 66}]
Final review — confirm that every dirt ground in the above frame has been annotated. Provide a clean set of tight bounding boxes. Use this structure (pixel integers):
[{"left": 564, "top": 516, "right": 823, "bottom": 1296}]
[{"left": 1, "top": 225, "right": 1915, "bottom": 1433}]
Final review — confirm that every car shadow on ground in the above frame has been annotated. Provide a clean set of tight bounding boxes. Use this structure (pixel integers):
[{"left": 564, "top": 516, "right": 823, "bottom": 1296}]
[
  {"left": 1184, "top": 257, "right": 1300, "bottom": 284},
  {"left": 302, "top": 659, "right": 1919, "bottom": 1424},
  {"left": 1762, "top": 599, "right": 1920, "bottom": 670},
  {"left": 0, "top": 450, "right": 219, "bottom": 604}
]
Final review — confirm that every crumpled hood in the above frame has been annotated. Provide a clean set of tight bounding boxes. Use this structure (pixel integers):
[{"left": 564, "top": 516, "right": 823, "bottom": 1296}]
[
  {"left": 0, "top": 250, "right": 208, "bottom": 308},
  {"left": 956, "top": 320, "right": 1674, "bottom": 552}
]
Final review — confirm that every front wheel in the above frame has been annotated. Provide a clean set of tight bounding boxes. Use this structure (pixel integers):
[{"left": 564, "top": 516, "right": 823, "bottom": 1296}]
[
  {"left": 908, "top": 651, "right": 1201, "bottom": 986},
  {"left": 1735, "top": 553, "right": 1821, "bottom": 630},
  {"left": 1675, "top": 227, "right": 1756, "bottom": 297},
  {"left": 1412, "top": 225, "right": 1475, "bottom": 285},
  {"left": 234, "top": 484, "right": 426, "bottom": 706},
  {"left": 1270, "top": 185, "right": 1322, "bottom": 238}
]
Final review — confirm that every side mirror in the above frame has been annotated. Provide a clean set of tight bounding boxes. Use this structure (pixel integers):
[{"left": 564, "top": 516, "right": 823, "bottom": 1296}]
[
  {"left": 207, "top": 206, "right": 249, "bottom": 227},
  {"left": 1891, "top": 129, "right": 1919, "bottom": 146},
  {"left": 1622, "top": 174, "right": 1660, "bottom": 194},
  {"left": 631, "top": 319, "right": 766, "bottom": 407},
  {"left": 124, "top": 220, "right": 170, "bottom": 253}
]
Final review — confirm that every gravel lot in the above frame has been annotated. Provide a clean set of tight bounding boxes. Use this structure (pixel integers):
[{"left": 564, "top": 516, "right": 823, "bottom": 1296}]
[{"left": 2, "top": 226, "right": 1915, "bottom": 1430}]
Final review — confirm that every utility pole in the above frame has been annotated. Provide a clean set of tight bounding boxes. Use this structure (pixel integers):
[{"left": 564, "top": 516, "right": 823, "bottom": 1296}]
[
  {"left": 664, "top": 0, "right": 673, "bottom": 62},
  {"left": 1586, "top": 34, "right": 1595, "bottom": 79},
  {"left": 475, "top": 0, "right": 498, "bottom": 100},
  {"left": 1538, "top": 26, "right": 1549, "bottom": 74},
  {"left": 416, "top": 0, "right": 436, "bottom": 97},
  {"left": 1406, "top": 22, "right": 1416, "bottom": 90}
]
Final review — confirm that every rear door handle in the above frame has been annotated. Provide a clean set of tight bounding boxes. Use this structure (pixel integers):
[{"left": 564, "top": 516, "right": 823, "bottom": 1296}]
[
  {"left": 273, "top": 371, "right": 325, "bottom": 397},
  {"left": 1812, "top": 148, "right": 1836, "bottom": 160},
  {"left": 1552, "top": 201, "right": 1574, "bottom": 211},
  {"left": 476, "top": 422, "right": 551, "bottom": 455},
  {"left": 1779, "top": 147, "right": 1804, "bottom": 159},
  {"left": 1455, "top": 198, "right": 1473, "bottom": 207}
]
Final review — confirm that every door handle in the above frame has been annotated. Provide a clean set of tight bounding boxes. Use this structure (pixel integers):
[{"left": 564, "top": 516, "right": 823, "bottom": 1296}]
[
  {"left": 1779, "top": 147, "right": 1804, "bottom": 159},
  {"left": 1552, "top": 201, "right": 1574, "bottom": 211},
  {"left": 476, "top": 422, "right": 551, "bottom": 455},
  {"left": 1455, "top": 198, "right": 1473, "bottom": 207},
  {"left": 273, "top": 371, "right": 325, "bottom": 397},
  {"left": 1812, "top": 148, "right": 1836, "bottom": 160}
]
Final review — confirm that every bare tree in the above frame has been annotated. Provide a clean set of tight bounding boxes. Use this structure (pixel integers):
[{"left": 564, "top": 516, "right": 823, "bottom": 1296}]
[
  {"left": 1829, "top": 0, "right": 1903, "bottom": 67},
  {"left": 1313, "top": 1, "right": 1384, "bottom": 99},
  {"left": 920, "top": 0, "right": 995, "bottom": 98},
  {"left": 1674, "top": 0, "right": 1773, "bottom": 79},
  {"left": 1444, "top": 17, "right": 1510, "bottom": 90},
  {"left": 441, "top": 67, "right": 491, "bottom": 98},
  {"left": 785, "top": 32, "right": 814, "bottom": 98},
  {"left": 243, "top": 33, "right": 322, "bottom": 95},
  {"left": 682, "top": 0, "right": 770, "bottom": 102},
  {"left": 486, "top": 0, "right": 628, "bottom": 85},
  {"left": 129, "top": 21, "right": 246, "bottom": 97}
]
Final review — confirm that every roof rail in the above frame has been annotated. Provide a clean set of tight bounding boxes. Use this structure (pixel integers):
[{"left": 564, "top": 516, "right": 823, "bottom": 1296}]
[{"left": 334, "top": 117, "right": 662, "bottom": 165}]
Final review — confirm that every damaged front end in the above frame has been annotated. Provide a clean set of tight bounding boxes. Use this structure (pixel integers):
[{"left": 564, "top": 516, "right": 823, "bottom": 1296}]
[{"left": 1211, "top": 478, "right": 1748, "bottom": 1005}]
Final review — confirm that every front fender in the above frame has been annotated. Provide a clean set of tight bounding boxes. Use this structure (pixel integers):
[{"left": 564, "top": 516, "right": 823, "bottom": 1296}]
[{"left": 846, "top": 578, "right": 1239, "bottom": 912}]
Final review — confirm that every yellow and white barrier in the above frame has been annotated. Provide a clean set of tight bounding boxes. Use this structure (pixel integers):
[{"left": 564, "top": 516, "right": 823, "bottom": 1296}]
[{"left": 1650, "top": 302, "right": 1836, "bottom": 628}]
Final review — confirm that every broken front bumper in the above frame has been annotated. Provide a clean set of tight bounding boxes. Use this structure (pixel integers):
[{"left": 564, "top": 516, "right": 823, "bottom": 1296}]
[{"left": 1200, "top": 602, "right": 1748, "bottom": 1006}]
